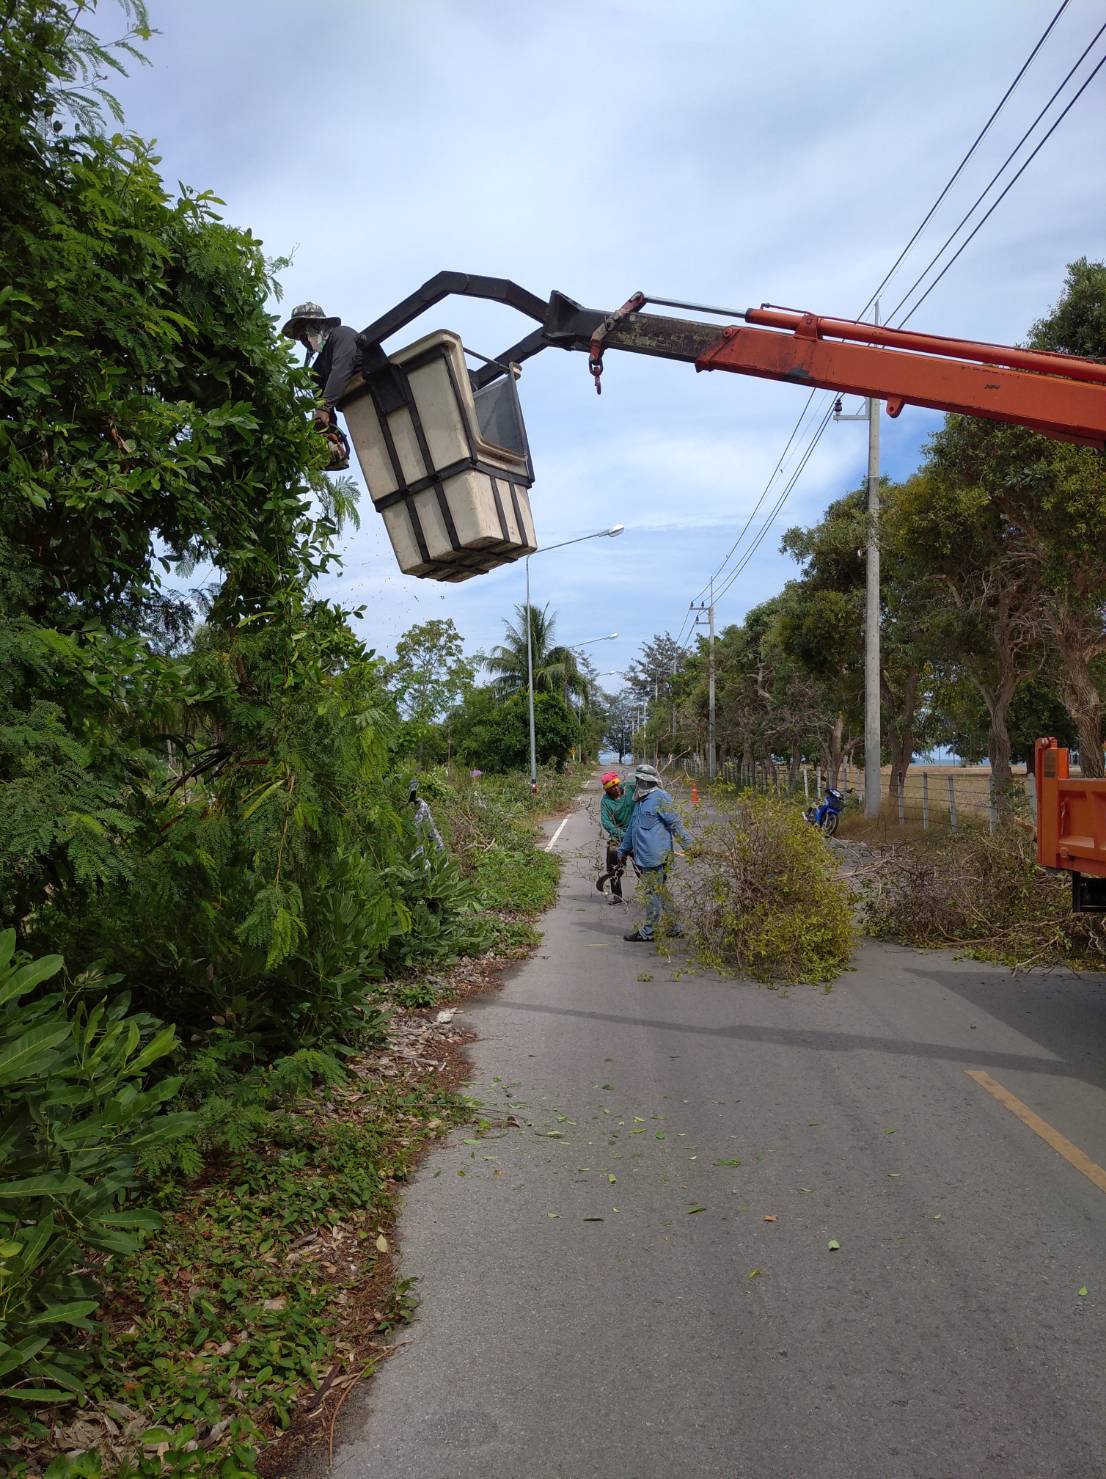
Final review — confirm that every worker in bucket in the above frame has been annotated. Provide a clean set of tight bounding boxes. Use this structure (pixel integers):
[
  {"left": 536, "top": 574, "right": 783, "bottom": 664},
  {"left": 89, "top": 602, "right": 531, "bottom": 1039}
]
[
  {"left": 596, "top": 770, "right": 635, "bottom": 905},
  {"left": 617, "top": 763, "right": 693, "bottom": 943},
  {"left": 280, "top": 301, "right": 357, "bottom": 470}
]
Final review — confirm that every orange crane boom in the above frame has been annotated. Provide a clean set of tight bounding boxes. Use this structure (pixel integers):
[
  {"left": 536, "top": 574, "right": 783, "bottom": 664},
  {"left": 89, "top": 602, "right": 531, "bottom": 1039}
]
[{"left": 354, "top": 274, "right": 1106, "bottom": 903}]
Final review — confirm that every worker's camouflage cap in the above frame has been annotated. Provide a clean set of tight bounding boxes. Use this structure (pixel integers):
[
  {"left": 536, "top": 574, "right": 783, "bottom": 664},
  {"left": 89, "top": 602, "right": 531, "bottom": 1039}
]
[
  {"left": 280, "top": 301, "right": 341, "bottom": 339},
  {"left": 633, "top": 763, "right": 661, "bottom": 787}
]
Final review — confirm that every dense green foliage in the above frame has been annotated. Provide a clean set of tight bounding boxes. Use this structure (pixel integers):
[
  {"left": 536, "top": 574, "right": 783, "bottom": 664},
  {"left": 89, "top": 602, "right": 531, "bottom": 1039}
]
[
  {"left": 0, "top": 0, "right": 490, "bottom": 1046},
  {"left": 687, "top": 795, "right": 855, "bottom": 985},
  {"left": 0, "top": 933, "right": 192, "bottom": 1404},
  {"left": 449, "top": 687, "right": 578, "bottom": 772},
  {"left": 379, "top": 604, "right": 603, "bottom": 773},
  {"left": 0, "top": 5, "right": 567, "bottom": 1454}
]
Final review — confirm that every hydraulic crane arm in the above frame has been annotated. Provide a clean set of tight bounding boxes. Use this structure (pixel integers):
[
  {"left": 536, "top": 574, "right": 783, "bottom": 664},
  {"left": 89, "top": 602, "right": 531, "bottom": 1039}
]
[{"left": 358, "top": 277, "right": 1106, "bottom": 449}]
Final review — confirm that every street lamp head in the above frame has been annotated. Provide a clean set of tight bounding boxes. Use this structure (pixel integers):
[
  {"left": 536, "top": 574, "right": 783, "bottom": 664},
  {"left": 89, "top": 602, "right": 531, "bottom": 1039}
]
[{"left": 606, "top": 524, "right": 625, "bottom": 537}]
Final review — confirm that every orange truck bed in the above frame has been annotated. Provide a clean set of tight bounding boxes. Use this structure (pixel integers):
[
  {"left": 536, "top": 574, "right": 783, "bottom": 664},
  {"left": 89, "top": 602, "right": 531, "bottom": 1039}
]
[{"left": 1034, "top": 738, "right": 1106, "bottom": 909}]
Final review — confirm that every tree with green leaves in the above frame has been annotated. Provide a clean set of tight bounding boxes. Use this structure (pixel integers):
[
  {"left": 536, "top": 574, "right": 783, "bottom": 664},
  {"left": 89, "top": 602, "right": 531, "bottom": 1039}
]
[
  {"left": 0, "top": 0, "right": 472, "bottom": 1047},
  {"left": 386, "top": 619, "right": 477, "bottom": 725},
  {"left": 888, "top": 470, "right": 1044, "bottom": 802},
  {"left": 485, "top": 602, "right": 588, "bottom": 705},
  {"left": 450, "top": 686, "right": 576, "bottom": 772},
  {"left": 384, "top": 617, "right": 478, "bottom": 762},
  {"left": 926, "top": 260, "right": 1106, "bottom": 775}
]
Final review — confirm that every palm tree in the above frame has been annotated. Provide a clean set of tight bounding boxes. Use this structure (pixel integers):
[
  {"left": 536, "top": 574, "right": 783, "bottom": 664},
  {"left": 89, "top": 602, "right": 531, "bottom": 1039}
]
[{"left": 486, "top": 603, "right": 589, "bottom": 705}]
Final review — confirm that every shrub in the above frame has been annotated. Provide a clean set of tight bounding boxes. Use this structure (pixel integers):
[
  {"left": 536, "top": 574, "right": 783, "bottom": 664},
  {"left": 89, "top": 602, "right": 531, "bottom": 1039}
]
[
  {"left": 686, "top": 794, "right": 854, "bottom": 984},
  {"left": 0, "top": 934, "right": 193, "bottom": 1402},
  {"left": 436, "top": 771, "right": 562, "bottom": 915},
  {"left": 860, "top": 824, "right": 1106, "bottom": 968}
]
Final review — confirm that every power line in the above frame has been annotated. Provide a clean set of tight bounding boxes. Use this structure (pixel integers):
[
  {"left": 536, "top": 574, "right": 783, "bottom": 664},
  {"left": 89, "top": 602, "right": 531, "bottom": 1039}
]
[
  {"left": 711, "top": 403, "right": 837, "bottom": 607},
  {"left": 678, "top": 0, "right": 1074, "bottom": 623},
  {"left": 891, "top": 36, "right": 1106, "bottom": 325},
  {"left": 686, "top": 386, "right": 821, "bottom": 608},
  {"left": 856, "top": 0, "right": 1072, "bottom": 321},
  {"left": 706, "top": 18, "right": 1103, "bottom": 629}
]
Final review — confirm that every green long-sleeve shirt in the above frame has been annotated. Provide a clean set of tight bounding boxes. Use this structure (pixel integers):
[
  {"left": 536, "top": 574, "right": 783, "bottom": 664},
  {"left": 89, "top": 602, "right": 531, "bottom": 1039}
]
[{"left": 600, "top": 783, "right": 636, "bottom": 842}]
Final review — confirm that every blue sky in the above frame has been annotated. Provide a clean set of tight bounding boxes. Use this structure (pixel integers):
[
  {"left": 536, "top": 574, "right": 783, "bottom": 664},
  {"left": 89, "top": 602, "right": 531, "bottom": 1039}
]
[{"left": 104, "top": 0, "right": 1106, "bottom": 687}]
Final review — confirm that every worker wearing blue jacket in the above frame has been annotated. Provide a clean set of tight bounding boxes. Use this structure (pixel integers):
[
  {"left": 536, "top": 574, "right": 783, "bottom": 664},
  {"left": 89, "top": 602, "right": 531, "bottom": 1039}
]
[{"left": 617, "top": 763, "right": 693, "bottom": 943}]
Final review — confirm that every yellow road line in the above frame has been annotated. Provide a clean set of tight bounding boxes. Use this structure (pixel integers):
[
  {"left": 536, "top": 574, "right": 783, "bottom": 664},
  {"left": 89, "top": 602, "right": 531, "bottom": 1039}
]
[{"left": 966, "top": 1069, "right": 1106, "bottom": 1196}]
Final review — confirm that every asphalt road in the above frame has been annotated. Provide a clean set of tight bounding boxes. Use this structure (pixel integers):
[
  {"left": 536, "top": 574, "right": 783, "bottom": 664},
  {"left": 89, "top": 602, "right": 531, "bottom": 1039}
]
[{"left": 313, "top": 787, "right": 1106, "bottom": 1479}]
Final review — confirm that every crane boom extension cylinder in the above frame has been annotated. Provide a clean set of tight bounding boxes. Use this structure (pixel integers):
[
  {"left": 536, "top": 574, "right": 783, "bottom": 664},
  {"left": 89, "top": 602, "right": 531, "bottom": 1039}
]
[{"left": 694, "top": 321, "right": 1106, "bottom": 448}]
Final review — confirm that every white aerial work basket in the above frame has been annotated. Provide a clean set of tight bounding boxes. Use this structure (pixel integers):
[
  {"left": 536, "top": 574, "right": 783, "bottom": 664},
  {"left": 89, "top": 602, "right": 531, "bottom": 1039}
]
[{"left": 337, "top": 330, "right": 537, "bottom": 582}]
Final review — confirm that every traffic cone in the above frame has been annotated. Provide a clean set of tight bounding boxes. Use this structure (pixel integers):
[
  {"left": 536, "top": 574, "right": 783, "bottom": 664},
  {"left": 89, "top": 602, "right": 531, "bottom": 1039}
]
[{"left": 691, "top": 781, "right": 700, "bottom": 806}]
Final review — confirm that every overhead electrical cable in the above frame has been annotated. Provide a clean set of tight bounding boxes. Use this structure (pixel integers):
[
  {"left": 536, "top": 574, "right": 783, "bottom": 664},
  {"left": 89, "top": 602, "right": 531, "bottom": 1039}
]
[
  {"left": 685, "top": 386, "right": 821, "bottom": 608},
  {"left": 890, "top": 37, "right": 1106, "bottom": 325},
  {"left": 673, "top": 2, "right": 1089, "bottom": 637},
  {"left": 856, "top": 0, "right": 1072, "bottom": 321},
  {"left": 710, "top": 405, "right": 837, "bottom": 607},
  {"left": 679, "top": 0, "right": 1074, "bottom": 624}
]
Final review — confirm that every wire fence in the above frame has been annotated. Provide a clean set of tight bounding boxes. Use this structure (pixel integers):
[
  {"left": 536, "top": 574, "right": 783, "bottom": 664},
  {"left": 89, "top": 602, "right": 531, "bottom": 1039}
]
[{"left": 678, "top": 754, "right": 1037, "bottom": 832}]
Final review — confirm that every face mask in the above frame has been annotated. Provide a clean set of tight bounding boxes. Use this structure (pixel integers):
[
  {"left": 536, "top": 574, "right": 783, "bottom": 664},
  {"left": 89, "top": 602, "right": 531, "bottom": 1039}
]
[{"left": 303, "top": 325, "right": 329, "bottom": 357}]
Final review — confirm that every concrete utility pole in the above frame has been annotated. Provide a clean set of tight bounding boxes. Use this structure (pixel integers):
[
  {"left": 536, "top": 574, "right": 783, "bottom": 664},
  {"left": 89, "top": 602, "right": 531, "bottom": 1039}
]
[
  {"left": 834, "top": 304, "right": 882, "bottom": 821},
  {"left": 690, "top": 579, "right": 716, "bottom": 780},
  {"left": 864, "top": 364, "right": 881, "bottom": 821}
]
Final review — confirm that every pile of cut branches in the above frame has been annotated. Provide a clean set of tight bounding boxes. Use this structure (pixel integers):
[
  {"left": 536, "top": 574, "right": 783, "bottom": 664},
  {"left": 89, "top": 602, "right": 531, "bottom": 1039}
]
[
  {"left": 859, "top": 824, "right": 1106, "bottom": 969},
  {"left": 685, "top": 793, "right": 854, "bottom": 985}
]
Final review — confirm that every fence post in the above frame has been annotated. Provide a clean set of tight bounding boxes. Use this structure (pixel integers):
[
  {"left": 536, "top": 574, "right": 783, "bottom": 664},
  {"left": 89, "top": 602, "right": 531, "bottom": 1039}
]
[
  {"left": 897, "top": 775, "right": 905, "bottom": 823},
  {"left": 987, "top": 777, "right": 996, "bottom": 834},
  {"left": 774, "top": 766, "right": 781, "bottom": 797},
  {"left": 816, "top": 765, "right": 822, "bottom": 796},
  {"left": 1026, "top": 772, "right": 1037, "bottom": 824},
  {"left": 947, "top": 774, "right": 957, "bottom": 829},
  {"left": 803, "top": 766, "right": 810, "bottom": 801},
  {"left": 922, "top": 771, "right": 929, "bottom": 830}
]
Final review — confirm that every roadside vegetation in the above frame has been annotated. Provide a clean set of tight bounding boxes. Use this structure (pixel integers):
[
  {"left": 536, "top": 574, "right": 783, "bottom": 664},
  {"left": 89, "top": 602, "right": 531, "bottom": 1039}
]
[
  {"left": 0, "top": 766, "right": 571, "bottom": 1478},
  {"left": 0, "top": 6, "right": 579, "bottom": 1472}
]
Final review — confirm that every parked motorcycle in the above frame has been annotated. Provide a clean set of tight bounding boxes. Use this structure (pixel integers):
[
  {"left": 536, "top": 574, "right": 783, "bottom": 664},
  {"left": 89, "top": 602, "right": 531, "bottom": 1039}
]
[{"left": 804, "top": 785, "right": 845, "bottom": 836}]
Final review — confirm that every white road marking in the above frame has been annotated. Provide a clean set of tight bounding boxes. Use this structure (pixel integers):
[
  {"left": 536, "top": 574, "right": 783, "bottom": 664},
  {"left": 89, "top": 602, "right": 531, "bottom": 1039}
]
[{"left": 544, "top": 816, "right": 570, "bottom": 852}]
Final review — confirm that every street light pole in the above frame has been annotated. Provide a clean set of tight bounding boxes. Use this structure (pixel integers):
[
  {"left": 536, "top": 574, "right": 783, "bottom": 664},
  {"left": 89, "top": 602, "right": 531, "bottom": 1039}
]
[
  {"left": 525, "top": 555, "right": 537, "bottom": 792},
  {"left": 525, "top": 525, "right": 624, "bottom": 789}
]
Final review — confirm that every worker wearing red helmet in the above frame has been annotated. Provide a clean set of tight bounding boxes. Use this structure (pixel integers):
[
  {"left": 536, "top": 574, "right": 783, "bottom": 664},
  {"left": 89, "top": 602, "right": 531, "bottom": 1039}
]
[{"left": 596, "top": 771, "right": 635, "bottom": 904}]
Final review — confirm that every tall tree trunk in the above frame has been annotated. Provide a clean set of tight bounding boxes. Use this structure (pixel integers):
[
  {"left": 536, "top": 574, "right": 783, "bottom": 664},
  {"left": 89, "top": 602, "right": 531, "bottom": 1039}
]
[
  {"left": 1055, "top": 636, "right": 1105, "bottom": 777},
  {"left": 976, "top": 672, "right": 1018, "bottom": 812},
  {"left": 741, "top": 731, "right": 754, "bottom": 786},
  {"left": 883, "top": 666, "right": 920, "bottom": 804},
  {"left": 823, "top": 712, "right": 845, "bottom": 787},
  {"left": 788, "top": 739, "right": 801, "bottom": 787}
]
